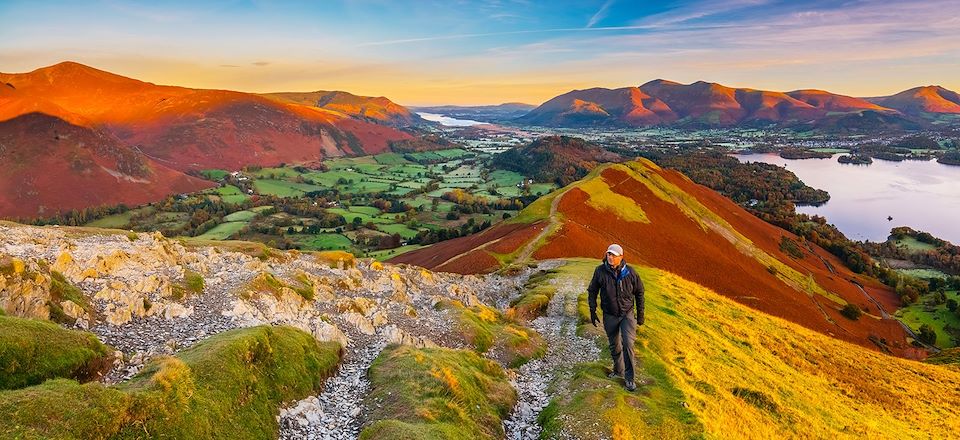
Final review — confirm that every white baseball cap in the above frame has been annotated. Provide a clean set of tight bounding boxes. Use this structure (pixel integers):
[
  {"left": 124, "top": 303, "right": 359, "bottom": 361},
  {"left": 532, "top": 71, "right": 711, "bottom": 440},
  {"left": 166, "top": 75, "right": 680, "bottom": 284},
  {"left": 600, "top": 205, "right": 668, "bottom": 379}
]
[{"left": 606, "top": 244, "right": 624, "bottom": 256}]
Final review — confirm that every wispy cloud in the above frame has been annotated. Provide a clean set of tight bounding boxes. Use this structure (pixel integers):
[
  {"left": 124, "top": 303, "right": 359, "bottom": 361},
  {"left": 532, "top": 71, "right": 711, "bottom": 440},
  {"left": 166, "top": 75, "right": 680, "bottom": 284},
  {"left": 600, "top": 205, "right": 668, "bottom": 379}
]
[{"left": 586, "top": 0, "right": 614, "bottom": 28}]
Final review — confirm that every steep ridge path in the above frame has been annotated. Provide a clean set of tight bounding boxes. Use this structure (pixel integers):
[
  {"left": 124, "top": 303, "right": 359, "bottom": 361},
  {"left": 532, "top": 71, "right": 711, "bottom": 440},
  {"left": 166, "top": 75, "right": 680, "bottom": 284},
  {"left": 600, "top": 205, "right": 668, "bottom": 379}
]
[
  {"left": 503, "top": 267, "right": 601, "bottom": 439},
  {"left": 512, "top": 188, "right": 571, "bottom": 266}
]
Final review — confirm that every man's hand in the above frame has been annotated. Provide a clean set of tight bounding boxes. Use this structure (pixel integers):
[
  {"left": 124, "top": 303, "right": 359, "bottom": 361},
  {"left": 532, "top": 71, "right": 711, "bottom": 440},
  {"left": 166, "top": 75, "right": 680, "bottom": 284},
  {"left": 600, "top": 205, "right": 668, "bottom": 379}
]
[
  {"left": 637, "top": 313, "right": 643, "bottom": 326},
  {"left": 591, "top": 311, "right": 599, "bottom": 327}
]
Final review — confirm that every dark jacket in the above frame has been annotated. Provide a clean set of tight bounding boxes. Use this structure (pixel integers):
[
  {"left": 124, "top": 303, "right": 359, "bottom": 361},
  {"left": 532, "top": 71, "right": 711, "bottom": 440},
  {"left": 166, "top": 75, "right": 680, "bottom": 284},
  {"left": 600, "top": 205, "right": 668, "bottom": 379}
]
[{"left": 587, "top": 261, "right": 645, "bottom": 324}]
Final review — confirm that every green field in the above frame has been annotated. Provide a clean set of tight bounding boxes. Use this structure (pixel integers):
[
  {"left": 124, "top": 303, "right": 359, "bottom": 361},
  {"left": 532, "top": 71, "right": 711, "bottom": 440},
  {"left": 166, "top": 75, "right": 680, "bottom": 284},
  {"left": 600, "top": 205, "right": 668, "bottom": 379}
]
[
  {"left": 209, "top": 185, "right": 250, "bottom": 204},
  {"left": 85, "top": 211, "right": 135, "bottom": 229},
  {"left": 898, "top": 268, "right": 950, "bottom": 279},
  {"left": 890, "top": 236, "right": 938, "bottom": 252},
  {"left": 253, "top": 179, "right": 324, "bottom": 197},
  {"left": 201, "top": 169, "right": 229, "bottom": 180},
  {"left": 326, "top": 208, "right": 394, "bottom": 225},
  {"left": 896, "top": 290, "right": 960, "bottom": 348},
  {"left": 375, "top": 223, "right": 420, "bottom": 239},
  {"left": 223, "top": 210, "right": 257, "bottom": 222},
  {"left": 196, "top": 221, "right": 248, "bottom": 240},
  {"left": 291, "top": 233, "right": 353, "bottom": 250}
]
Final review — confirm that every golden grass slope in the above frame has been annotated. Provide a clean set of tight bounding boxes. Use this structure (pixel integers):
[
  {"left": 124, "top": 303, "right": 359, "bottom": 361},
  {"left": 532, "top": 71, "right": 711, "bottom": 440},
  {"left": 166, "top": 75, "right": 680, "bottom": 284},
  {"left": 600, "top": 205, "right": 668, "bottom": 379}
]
[{"left": 553, "top": 259, "right": 960, "bottom": 439}]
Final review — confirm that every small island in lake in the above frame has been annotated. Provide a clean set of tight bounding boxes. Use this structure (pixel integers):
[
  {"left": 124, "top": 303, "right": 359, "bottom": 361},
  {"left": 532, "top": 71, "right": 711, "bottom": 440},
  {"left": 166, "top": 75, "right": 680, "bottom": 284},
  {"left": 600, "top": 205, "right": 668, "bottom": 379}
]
[
  {"left": 838, "top": 154, "right": 873, "bottom": 165},
  {"left": 779, "top": 149, "right": 833, "bottom": 160}
]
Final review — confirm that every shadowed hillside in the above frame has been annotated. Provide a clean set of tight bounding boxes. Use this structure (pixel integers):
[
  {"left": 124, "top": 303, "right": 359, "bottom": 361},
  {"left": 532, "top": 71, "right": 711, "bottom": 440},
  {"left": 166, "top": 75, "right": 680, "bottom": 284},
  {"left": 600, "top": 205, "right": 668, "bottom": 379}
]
[{"left": 0, "top": 113, "right": 214, "bottom": 218}]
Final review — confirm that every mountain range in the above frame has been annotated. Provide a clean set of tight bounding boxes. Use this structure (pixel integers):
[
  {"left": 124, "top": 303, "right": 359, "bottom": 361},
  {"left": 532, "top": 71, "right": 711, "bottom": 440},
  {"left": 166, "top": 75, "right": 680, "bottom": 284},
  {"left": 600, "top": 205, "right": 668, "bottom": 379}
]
[
  {"left": 2, "top": 61, "right": 959, "bottom": 218},
  {"left": 0, "top": 62, "right": 414, "bottom": 218},
  {"left": 517, "top": 79, "right": 960, "bottom": 128}
]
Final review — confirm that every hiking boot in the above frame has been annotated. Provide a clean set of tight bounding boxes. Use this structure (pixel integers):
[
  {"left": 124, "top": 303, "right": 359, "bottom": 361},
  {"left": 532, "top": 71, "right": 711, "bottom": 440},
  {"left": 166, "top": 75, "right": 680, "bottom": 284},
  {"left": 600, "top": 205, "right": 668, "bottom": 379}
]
[
  {"left": 607, "top": 371, "right": 622, "bottom": 379},
  {"left": 625, "top": 381, "right": 637, "bottom": 392}
]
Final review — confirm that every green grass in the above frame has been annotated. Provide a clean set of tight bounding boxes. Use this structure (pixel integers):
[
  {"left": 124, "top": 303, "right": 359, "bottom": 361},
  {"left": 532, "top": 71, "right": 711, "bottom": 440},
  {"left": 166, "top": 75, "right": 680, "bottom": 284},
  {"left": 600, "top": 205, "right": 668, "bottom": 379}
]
[
  {"left": 291, "top": 233, "right": 353, "bottom": 250},
  {"left": 359, "top": 345, "right": 515, "bottom": 440},
  {"left": 200, "top": 169, "right": 229, "bottom": 180},
  {"left": 84, "top": 211, "right": 134, "bottom": 229},
  {"left": 488, "top": 169, "right": 525, "bottom": 186},
  {"left": 326, "top": 208, "right": 393, "bottom": 225},
  {"left": 895, "top": 290, "right": 960, "bottom": 348},
  {"left": 516, "top": 258, "right": 703, "bottom": 438},
  {"left": 208, "top": 185, "right": 250, "bottom": 204},
  {"left": 368, "top": 244, "right": 427, "bottom": 261},
  {"left": 195, "top": 221, "right": 247, "bottom": 240},
  {"left": 47, "top": 271, "right": 94, "bottom": 325},
  {"left": 373, "top": 152, "right": 413, "bottom": 165},
  {"left": 375, "top": 223, "right": 420, "bottom": 239},
  {"left": 223, "top": 210, "right": 257, "bottom": 222},
  {"left": 448, "top": 301, "right": 546, "bottom": 368},
  {"left": 253, "top": 179, "right": 324, "bottom": 197},
  {"left": 343, "top": 205, "right": 381, "bottom": 216},
  {"left": 506, "top": 266, "right": 571, "bottom": 320},
  {"left": 890, "top": 236, "right": 938, "bottom": 252},
  {"left": 0, "top": 315, "right": 114, "bottom": 390},
  {"left": 538, "top": 361, "right": 702, "bottom": 440},
  {"left": 249, "top": 167, "right": 303, "bottom": 179},
  {"left": 897, "top": 268, "right": 949, "bottom": 279},
  {"left": 0, "top": 325, "right": 341, "bottom": 439}
]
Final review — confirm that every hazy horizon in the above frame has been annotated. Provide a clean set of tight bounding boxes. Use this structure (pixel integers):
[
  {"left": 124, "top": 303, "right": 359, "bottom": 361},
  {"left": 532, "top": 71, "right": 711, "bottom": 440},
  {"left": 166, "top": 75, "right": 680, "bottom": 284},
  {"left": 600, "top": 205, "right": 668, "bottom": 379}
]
[{"left": 2, "top": 0, "right": 959, "bottom": 105}]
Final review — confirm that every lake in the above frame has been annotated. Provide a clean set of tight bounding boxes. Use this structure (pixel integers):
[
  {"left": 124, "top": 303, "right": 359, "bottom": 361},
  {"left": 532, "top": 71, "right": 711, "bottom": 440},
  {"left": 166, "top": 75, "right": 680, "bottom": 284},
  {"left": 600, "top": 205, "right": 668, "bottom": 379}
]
[
  {"left": 735, "top": 153, "right": 960, "bottom": 243},
  {"left": 416, "top": 112, "right": 485, "bottom": 127}
]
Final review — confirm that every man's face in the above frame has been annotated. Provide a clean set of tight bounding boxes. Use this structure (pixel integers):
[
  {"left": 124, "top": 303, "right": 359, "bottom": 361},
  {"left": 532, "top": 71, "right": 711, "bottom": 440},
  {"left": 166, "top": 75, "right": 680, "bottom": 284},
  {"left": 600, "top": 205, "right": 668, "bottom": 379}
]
[{"left": 606, "top": 252, "right": 623, "bottom": 266}]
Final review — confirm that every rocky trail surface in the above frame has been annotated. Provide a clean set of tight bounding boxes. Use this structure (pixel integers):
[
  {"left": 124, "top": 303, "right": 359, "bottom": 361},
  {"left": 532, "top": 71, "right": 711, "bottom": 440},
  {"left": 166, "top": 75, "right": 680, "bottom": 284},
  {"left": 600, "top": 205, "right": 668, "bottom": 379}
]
[{"left": 503, "top": 271, "right": 601, "bottom": 440}]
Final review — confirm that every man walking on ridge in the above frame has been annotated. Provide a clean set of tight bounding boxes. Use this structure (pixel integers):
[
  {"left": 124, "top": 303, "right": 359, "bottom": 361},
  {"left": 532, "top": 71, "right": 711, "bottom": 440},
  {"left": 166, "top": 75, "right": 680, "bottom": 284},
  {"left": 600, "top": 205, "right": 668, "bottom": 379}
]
[{"left": 588, "top": 243, "right": 645, "bottom": 392}]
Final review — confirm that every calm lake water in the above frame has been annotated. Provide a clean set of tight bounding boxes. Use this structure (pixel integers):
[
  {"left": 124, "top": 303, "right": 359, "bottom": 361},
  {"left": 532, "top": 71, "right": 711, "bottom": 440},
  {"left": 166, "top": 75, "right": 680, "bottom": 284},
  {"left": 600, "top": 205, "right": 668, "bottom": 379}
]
[
  {"left": 735, "top": 153, "right": 960, "bottom": 243},
  {"left": 416, "top": 112, "right": 485, "bottom": 127}
]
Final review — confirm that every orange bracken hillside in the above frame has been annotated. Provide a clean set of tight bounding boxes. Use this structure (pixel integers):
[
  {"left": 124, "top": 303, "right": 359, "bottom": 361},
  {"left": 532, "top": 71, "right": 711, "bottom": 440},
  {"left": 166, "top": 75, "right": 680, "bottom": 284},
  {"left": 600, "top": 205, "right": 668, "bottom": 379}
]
[
  {"left": 868, "top": 86, "right": 960, "bottom": 115},
  {"left": 519, "top": 79, "right": 959, "bottom": 127},
  {"left": 391, "top": 159, "right": 919, "bottom": 358},
  {"left": 0, "top": 112, "right": 214, "bottom": 218},
  {"left": 0, "top": 61, "right": 418, "bottom": 218},
  {"left": 0, "top": 61, "right": 412, "bottom": 171},
  {"left": 263, "top": 90, "right": 422, "bottom": 127}
]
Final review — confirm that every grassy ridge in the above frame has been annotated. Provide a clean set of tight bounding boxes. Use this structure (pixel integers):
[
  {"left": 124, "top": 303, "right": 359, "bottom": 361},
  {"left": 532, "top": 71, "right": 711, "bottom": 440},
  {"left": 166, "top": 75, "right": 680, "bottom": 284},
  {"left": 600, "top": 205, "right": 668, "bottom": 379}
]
[
  {"left": 533, "top": 259, "right": 960, "bottom": 439},
  {"left": 613, "top": 265, "right": 960, "bottom": 438},
  {"left": 0, "top": 315, "right": 114, "bottom": 390},
  {"left": 0, "top": 325, "right": 341, "bottom": 439},
  {"left": 360, "top": 345, "right": 516, "bottom": 440}
]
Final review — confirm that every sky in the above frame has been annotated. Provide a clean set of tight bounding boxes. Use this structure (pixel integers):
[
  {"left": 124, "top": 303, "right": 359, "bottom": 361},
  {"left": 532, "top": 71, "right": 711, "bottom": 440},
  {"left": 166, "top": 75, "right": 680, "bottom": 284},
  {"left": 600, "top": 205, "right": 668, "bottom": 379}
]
[{"left": 1, "top": 0, "right": 959, "bottom": 106}]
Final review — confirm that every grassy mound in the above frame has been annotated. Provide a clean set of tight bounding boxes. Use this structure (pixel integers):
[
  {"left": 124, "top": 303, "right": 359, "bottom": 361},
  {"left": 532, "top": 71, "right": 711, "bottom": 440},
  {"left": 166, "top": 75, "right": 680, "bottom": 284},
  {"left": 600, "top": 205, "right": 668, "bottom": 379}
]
[
  {"left": 447, "top": 300, "right": 545, "bottom": 367},
  {"left": 360, "top": 345, "right": 516, "bottom": 440},
  {"left": 507, "top": 268, "right": 559, "bottom": 320},
  {"left": 0, "top": 325, "right": 341, "bottom": 439},
  {"left": 0, "top": 315, "right": 114, "bottom": 390}
]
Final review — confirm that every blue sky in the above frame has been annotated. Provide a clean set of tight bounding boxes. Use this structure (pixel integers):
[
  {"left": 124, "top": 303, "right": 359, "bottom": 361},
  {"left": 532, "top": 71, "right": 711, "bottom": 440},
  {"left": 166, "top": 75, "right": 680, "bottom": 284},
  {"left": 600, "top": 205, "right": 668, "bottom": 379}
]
[{"left": 1, "top": 0, "right": 958, "bottom": 105}]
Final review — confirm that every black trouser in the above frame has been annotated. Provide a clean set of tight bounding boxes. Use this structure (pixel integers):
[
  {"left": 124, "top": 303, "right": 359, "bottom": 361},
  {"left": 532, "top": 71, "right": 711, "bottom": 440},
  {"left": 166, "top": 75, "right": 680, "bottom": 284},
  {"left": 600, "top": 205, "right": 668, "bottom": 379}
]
[{"left": 603, "top": 312, "right": 637, "bottom": 383}]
